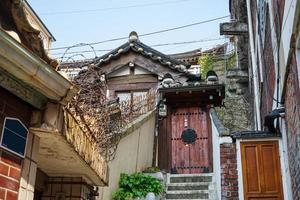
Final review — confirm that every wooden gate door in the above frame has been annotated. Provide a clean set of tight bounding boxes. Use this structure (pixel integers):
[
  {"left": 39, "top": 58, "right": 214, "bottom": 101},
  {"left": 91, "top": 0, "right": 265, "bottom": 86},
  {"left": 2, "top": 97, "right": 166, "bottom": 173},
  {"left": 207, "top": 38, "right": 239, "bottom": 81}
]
[
  {"left": 241, "top": 141, "right": 283, "bottom": 200},
  {"left": 171, "top": 107, "right": 212, "bottom": 174}
]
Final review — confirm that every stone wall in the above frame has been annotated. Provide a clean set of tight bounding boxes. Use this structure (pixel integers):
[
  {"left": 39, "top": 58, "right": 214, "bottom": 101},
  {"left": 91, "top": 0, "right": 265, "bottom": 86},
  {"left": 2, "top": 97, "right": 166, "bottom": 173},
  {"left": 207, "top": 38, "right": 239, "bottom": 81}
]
[
  {"left": 284, "top": 53, "right": 300, "bottom": 200},
  {"left": 220, "top": 143, "right": 238, "bottom": 200}
]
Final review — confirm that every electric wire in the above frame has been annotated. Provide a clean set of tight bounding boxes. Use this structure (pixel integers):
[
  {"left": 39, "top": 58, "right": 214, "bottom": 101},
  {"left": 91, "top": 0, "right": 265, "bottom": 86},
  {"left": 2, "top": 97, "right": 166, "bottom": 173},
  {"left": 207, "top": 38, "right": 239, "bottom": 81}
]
[
  {"left": 50, "top": 15, "right": 230, "bottom": 51},
  {"left": 40, "top": 0, "right": 195, "bottom": 15},
  {"left": 52, "top": 37, "right": 225, "bottom": 56}
]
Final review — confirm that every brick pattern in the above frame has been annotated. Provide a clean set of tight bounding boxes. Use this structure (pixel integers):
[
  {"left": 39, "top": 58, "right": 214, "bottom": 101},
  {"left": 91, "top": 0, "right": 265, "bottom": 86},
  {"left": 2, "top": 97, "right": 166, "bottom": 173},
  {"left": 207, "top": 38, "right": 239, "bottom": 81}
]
[
  {"left": 260, "top": 7, "right": 276, "bottom": 127},
  {"left": 0, "top": 86, "right": 33, "bottom": 200},
  {"left": 273, "top": 0, "right": 286, "bottom": 31},
  {"left": 41, "top": 177, "right": 93, "bottom": 200},
  {"left": 0, "top": 87, "right": 32, "bottom": 132},
  {"left": 285, "top": 53, "right": 300, "bottom": 200},
  {"left": 220, "top": 143, "right": 238, "bottom": 200},
  {"left": 0, "top": 151, "right": 22, "bottom": 200}
]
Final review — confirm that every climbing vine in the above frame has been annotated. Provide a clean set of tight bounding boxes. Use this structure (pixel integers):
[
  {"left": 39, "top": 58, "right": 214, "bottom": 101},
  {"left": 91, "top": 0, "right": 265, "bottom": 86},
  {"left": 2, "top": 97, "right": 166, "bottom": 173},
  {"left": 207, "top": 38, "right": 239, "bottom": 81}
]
[{"left": 198, "top": 54, "right": 215, "bottom": 77}]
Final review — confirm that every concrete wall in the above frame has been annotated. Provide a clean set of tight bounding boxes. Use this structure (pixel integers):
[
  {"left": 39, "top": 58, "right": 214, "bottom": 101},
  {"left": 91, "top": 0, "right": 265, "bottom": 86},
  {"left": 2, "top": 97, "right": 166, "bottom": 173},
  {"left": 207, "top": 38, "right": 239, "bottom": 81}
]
[
  {"left": 210, "top": 109, "right": 238, "bottom": 200},
  {"left": 98, "top": 111, "right": 156, "bottom": 200}
]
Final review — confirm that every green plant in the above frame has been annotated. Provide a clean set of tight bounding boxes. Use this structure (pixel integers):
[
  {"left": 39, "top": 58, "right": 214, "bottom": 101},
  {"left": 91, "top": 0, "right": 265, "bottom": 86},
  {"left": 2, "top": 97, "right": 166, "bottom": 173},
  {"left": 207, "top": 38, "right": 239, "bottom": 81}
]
[
  {"left": 142, "top": 167, "right": 160, "bottom": 173},
  {"left": 112, "top": 188, "right": 134, "bottom": 200},
  {"left": 198, "top": 54, "right": 215, "bottom": 77},
  {"left": 113, "top": 173, "right": 163, "bottom": 200},
  {"left": 228, "top": 52, "right": 237, "bottom": 69}
]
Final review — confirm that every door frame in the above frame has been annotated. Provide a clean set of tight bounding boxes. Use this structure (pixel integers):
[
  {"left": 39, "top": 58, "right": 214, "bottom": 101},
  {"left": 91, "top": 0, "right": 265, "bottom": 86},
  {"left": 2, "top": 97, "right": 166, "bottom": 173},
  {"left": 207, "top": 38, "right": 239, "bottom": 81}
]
[
  {"left": 157, "top": 106, "right": 213, "bottom": 173},
  {"left": 236, "top": 138, "right": 291, "bottom": 200}
]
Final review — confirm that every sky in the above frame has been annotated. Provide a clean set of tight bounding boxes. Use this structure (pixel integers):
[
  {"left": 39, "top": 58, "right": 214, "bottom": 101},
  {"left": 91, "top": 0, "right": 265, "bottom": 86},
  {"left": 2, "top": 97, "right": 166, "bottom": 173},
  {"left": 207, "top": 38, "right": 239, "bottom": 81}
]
[{"left": 27, "top": 0, "right": 230, "bottom": 60}]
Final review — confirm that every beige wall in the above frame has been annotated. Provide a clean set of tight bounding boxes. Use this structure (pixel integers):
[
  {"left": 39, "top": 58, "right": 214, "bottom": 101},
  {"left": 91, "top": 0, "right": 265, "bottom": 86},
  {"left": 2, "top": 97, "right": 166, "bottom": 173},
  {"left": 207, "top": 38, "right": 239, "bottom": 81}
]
[
  {"left": 18, "top": 132, "right": 40, "bottom": 200},
  {"left": 99, "top": 111, "right": 156, "bottom": 200}
]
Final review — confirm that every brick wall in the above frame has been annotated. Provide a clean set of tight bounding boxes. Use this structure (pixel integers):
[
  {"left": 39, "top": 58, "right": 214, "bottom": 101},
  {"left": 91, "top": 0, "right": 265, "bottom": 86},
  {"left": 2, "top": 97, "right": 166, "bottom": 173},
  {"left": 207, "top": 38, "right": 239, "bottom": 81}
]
[
  {"left": 260, "top": 7, "right": 276, "bottom": 127},
  {"left": 284, "top": 53, "right": 300, "bottom": 200},
  {"left": 41, "top": 177, "right": 94, "bottom": 200},
  {"left": 220, "top": 143, "right": 238, "bottom": 200},
  {"left": 0, "top": 152, "right": 22, "bottom": 200},
  {"left": 0, "top": 87, "right": 32, "bottom": 200}
]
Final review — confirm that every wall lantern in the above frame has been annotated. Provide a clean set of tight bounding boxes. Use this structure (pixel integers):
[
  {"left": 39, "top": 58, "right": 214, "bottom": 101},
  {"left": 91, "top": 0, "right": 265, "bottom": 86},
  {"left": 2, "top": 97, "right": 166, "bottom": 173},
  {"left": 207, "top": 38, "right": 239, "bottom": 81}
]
[
  {"left": 158, "top": 101, "right": 167, "bottom": 117},
  {"left": 181, "top": 128, "right": 197, "bottom": 145},
  {"left": 0, "top": 117, "right": 28, "bottom": 158}
]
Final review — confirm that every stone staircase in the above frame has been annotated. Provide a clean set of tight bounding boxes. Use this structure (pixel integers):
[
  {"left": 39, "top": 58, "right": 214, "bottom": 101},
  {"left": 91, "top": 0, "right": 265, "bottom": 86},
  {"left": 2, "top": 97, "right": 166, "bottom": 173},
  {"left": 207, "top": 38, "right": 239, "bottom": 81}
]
[{"left": 164, "top": 173, "right": 216, "bottom": 200}]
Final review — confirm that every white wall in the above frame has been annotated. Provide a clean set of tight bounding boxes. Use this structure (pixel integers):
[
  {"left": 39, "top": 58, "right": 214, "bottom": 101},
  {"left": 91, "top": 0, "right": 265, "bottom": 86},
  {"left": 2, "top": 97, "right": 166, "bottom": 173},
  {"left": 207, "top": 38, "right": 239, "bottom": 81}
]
[
  {"left": 108, "top": 66, "right": 130, "bottom": 77},
  {"left": 210, "top": 113, "right": 221, "bottom": 200},
  {"left": 98, "top": 112, "right": 156, "bottom": 200},
  {"left": 134, "top": 66, "right": 152, "bottom": 75}
]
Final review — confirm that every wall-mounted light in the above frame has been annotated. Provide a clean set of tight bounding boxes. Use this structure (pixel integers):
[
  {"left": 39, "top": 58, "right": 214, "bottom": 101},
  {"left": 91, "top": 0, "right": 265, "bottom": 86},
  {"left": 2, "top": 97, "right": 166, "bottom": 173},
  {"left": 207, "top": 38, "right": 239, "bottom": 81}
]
[{"left": 158, "top": 100, "right": 167, "bottom": 117}]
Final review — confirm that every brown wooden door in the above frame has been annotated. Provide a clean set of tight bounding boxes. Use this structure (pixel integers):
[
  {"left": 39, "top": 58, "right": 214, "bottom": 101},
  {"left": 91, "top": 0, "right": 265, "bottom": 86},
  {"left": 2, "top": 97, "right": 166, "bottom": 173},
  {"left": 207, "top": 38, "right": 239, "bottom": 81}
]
[
  {"left": 241, "top": 141, "right": 283, "bottom": 200},
  {"left": 170, "top": 107, "right": 212, "bottom": 174}
]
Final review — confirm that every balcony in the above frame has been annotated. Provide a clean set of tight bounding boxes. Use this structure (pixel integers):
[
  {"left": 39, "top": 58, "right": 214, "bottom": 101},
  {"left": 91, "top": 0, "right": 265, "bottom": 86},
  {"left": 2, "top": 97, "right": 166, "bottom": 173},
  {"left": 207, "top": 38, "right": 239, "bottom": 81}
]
[
  {"left": 220, "top": 21, "right": 248, "bottom": 36},
  {"left": 30, "top": 103, "right": 108, "bottom": 186}
]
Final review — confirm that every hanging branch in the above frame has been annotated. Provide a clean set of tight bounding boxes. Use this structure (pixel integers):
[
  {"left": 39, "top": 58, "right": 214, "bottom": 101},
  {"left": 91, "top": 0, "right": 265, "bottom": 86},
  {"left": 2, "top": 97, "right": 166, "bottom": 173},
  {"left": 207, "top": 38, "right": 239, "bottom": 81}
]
[{"left": 66, "top": 63, "right": 156, "bottom": 161}]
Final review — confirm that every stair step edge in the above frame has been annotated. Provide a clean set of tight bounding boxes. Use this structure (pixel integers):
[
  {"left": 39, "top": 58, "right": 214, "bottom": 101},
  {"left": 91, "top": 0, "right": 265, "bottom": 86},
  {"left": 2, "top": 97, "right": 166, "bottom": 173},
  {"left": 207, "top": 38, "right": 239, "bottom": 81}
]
[
  {"left": 167, "top": 182, "right": 211, "bottom": 186},
  {"left": 166, "top": 190, "right": 210, "bottom": 194}
]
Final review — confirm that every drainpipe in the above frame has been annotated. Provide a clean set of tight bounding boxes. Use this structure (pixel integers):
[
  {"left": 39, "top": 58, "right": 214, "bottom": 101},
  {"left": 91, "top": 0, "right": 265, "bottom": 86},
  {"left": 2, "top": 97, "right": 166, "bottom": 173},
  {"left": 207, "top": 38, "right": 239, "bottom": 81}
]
[
  {"left": 246, "top": 0, "right": 262, "bottom": 130},
  {"left": 264, "top": 107, "right": 285, "bottom": 133}
]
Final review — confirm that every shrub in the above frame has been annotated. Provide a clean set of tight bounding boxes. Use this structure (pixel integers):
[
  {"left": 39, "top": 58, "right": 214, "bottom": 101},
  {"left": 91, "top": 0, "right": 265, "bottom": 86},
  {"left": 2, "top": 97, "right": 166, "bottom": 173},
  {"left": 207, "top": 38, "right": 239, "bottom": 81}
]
[{"left": 112, "top": 172, "right": 163, "bottom": 200}]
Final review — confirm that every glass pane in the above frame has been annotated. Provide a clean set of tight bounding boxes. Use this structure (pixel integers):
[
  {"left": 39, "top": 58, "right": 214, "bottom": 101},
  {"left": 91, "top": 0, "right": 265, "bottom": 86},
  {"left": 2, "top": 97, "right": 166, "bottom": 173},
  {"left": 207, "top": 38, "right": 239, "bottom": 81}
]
[
  {"left": 133, "top": 91, "right": 147, "bottom": 99},
  {"left": 116, "top": 92, "right": 131, "bottom": 102},
  {"left": 5, "top": 119, "right": 28, "bottom": 138},
  {"left": 2, "top": 128, "right": 26, "bottom": 156}
]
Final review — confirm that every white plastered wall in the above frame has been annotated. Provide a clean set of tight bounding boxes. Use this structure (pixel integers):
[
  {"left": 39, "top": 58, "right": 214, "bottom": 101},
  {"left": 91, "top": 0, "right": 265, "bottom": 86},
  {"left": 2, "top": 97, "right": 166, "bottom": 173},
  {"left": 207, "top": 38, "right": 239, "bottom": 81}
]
[
  {"left": 210, "top": 113, "right": 221, "bottom": 200},
  {"left": 98, "top": 112, "right": 156, "bottom": 200},
  {"left": 209, "top": 112, "right": 233, "bottom": 200}
]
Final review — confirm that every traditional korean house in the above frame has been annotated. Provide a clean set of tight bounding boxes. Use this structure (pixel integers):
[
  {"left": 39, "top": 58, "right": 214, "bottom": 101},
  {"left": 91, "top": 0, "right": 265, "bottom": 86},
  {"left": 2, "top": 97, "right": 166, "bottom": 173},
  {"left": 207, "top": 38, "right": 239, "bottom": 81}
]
[
  {"left": 94, "top": 31, "right": 191, "bottom": 101},
  {"left": 62, "top": 32, "right": 228, "bottom": 199}
]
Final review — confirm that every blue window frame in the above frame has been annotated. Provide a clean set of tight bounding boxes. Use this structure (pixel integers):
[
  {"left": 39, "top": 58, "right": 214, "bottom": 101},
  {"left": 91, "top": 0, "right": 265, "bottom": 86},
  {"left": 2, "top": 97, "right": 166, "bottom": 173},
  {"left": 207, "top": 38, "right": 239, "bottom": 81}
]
[{"left": 0, "top": 117, "right": 28, "bottom": 158}]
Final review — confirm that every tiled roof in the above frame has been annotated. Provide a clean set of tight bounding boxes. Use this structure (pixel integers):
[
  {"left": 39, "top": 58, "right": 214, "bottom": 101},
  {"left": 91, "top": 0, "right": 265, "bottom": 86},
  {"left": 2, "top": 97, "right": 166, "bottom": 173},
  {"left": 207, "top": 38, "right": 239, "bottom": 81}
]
[
  {"left": 60, "top": 32, "right": 191, "bottom": 74},
  {"left": 93, "top": 31, "right": 191, "bottom": 73}
]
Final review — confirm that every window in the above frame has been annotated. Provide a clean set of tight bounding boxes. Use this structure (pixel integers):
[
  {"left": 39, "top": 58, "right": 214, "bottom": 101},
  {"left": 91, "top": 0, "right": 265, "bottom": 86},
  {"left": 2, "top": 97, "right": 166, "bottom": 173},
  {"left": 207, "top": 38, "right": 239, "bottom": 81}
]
[
  {"left": 0, "top": 117, "right": 28, "bottom": 158},
  {"left": 116, "top": 90, "right": 148, "bottom": 102},
  {"left": 116, "top": 92, "right": 131, "bottom": 102}
]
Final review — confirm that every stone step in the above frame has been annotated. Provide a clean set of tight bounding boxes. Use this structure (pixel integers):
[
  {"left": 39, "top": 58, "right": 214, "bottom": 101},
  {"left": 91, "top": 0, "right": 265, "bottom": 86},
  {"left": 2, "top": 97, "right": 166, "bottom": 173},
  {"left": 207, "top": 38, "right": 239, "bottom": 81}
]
[
  {"left": 169, "top": 174, "right": 213, "bottom": 184},
  {"left": 167, "top": 183, "right": 209, "bottom": 191},
  {"left": 166, "top": 190, "right": 209, "bottom": 199}
]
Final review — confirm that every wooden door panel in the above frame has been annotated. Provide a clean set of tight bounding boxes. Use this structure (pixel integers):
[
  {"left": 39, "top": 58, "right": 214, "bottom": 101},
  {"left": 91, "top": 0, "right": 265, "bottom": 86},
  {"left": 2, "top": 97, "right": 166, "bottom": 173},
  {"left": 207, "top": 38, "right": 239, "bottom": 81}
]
[
  {"left": 248, "top": 197, "right": 280, "bottom": 200},
  {"left": 171, "top": 107, "right": 211, "bottom": 174},
  {"left": 241, "top": 141, "right": 283, "bottom": 200},
  {"left": 260, "top": 144, "right": 280, "bottom": 193},
  {"left": 244, "top": 145, "right": 261, "bottom": 193}
]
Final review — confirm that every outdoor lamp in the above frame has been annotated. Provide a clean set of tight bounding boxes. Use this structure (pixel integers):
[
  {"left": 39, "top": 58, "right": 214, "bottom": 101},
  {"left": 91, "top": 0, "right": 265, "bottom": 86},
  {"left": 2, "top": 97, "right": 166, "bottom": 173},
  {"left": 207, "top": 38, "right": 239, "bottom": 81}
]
[{"left": 158, "top": 101, "right": 167, "bottom": 117}]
